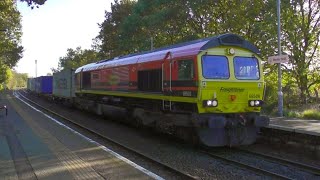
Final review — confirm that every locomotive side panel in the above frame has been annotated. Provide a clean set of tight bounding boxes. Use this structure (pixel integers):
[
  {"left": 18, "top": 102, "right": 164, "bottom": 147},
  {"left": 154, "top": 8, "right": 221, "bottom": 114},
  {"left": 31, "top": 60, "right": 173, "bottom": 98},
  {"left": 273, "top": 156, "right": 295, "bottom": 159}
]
[{"left": 90, "top": 66, "right": 131, "bottom": 91}]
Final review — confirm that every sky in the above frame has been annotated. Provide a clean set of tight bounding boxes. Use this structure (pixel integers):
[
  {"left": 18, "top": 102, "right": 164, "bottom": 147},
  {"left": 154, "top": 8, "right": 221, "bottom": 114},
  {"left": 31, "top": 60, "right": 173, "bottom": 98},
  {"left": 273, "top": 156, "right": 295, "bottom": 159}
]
[{"left": 16, "top": 0, "right": 112, "bottom": 77}]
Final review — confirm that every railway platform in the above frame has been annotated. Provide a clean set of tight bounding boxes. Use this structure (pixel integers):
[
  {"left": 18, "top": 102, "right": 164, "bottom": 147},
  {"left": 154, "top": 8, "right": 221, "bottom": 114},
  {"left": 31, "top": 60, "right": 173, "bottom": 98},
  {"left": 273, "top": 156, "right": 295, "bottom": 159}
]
[
  {"left": 0, "top": 91, "right": 159, "bottom": 179},
  {"left": 268, "top": 117, "right": 320, "bottom": 136},
  {"left": 262, "top": 116, "right": 320, "bottom": 154}
]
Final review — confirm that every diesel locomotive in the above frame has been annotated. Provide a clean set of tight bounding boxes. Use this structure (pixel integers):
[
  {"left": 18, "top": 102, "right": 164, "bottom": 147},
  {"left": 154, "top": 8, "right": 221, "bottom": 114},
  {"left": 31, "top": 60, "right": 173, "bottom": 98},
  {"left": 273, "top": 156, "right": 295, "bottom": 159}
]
[{"left": 72, "top": 33, "right": 270, "bottom": 147}]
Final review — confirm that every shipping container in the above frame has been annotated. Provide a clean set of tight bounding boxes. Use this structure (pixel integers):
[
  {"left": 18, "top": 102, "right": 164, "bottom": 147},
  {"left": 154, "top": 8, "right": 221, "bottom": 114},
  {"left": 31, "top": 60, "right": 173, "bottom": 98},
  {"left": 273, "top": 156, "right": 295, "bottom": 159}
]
[
  {"left": 35, "top": 76, "right": 53, "bottom": 94},
  {"left": 53, "top": 68, "right": 75, "bottom": 98},
  {"left": 27, "top": 78, "right": 36, "bottom": 92}
]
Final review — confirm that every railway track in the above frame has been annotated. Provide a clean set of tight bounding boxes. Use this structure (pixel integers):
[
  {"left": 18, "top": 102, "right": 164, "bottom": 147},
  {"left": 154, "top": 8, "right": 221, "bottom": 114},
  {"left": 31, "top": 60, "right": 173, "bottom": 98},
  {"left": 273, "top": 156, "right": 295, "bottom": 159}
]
[
  {"left": 200, "top": 150, "right": 290, "bottom": 179},
  {"left": 15, "top": 91, "right": 197, "bottom": 180},
  {"left": 200, "top": 147, "right": 320, "bottom": 180},
  {"left": 15, "top": 90, "right": 320, "bottom": 179},
  {"left": 235, "top": 148, "right": 320, "bottom": 177}
]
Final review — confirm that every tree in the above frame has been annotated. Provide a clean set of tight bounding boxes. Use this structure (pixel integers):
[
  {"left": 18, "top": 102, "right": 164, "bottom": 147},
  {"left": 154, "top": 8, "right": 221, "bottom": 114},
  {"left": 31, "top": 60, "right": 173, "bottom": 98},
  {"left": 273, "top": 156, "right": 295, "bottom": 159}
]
[
  {"left": 280, "top": 0, "right": 320, "bottom": 103},
  {"left": 96, "top": 0, "right": 136, "bottom": 57},
  {"left": 57, "top": 47, "right": 100, "bottom": 70},
  {"left": 19, "top": 0, "right": 47, "bottom": 8},
  {"left": 0, "top": 0, "right": 23, "bottom": 85},
  {"left": 5, "top": 70, "right": 28, "bottom": 89}
]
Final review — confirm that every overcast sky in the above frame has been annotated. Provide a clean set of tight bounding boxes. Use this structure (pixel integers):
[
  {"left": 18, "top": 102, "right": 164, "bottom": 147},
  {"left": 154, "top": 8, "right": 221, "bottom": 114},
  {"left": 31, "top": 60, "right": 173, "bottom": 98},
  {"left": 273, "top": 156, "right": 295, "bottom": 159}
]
[{"left": 16, "top": 0, "right": 111, "bottom": 77}]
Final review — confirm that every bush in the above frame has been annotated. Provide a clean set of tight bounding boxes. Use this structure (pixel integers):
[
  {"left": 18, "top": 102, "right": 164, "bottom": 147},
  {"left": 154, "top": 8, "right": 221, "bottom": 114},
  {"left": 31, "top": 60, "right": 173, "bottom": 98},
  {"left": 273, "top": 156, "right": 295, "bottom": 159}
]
[
  {"left": 301, "top": 110, "right": 320, "bottom": 120},
  {"left": 286, "top": 110, "right": 300, "bottom": 118}
]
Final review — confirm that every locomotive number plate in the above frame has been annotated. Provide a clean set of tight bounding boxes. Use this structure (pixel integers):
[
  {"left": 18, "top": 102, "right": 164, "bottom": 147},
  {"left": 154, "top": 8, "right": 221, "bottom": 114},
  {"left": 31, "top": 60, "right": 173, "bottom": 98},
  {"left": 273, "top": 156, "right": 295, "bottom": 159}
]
[
  {"left": 182, "top": 91, "right": 192, "bottom": 97},
  {"left": 248, "top": 93, "right": 261, "bottom": 99}
]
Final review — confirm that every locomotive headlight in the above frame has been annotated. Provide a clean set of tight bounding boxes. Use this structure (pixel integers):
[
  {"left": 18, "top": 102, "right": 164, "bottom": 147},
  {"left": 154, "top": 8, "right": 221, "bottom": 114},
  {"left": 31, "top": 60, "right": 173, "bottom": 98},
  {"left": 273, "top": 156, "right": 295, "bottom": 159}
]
[
  {"left": 203, "top": 100, "right": 218, "bottom": 107},
  {"left": 212, "top": 100, "right": 218, "bottom": 107},
  {"left": 248, "top": 100, "right": 263, "bottom": 107},
  {"left": 249, "top": 100, "right": 255, "bottom": 107},
  {"left": 227, "top": 48, "right": 235, "bottom": 55}
]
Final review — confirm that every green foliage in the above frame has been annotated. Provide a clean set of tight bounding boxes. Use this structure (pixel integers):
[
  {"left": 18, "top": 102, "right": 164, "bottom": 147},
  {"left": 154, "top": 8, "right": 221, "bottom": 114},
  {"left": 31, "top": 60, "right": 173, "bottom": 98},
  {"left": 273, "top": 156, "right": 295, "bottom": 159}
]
[
  {"left": 0, "top": 64, "right": 11, "bottom": 88},
  {"left": 301, "top": 110, "right": 320, "bottom": 120},
  {"left": 96, "top": 0, "right": 136, "bottom": 57},
  {"left": 280, "top": 0, "right": 320, "bottom": 103},
  {"left": 5, "top": 70, "right": 27, "bottom": 89},
  {"left": 0, "top": 0, "right": 23, "bottom": 85},
  {"left": 0, "top": 0, "right": 23, "bottom": 67},
  {"left": 281, "top": 103, "right": 320, "bottom": 120},
  {"left": 286, "top": 111, "right": 300, "bottom": 118},
  {"left": 19, "top": 0, "right": 47, "bottom": 9},
  {"left": 56, "top": 47, "right": 100, "bottom": 71}
]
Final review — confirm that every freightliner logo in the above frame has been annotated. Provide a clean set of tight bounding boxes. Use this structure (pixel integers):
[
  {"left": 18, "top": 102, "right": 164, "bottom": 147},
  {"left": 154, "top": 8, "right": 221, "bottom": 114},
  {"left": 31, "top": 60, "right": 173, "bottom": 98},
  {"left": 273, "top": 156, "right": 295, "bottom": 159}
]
[{"left": 220, "top": 87, "right": 245, "bottom": 93}]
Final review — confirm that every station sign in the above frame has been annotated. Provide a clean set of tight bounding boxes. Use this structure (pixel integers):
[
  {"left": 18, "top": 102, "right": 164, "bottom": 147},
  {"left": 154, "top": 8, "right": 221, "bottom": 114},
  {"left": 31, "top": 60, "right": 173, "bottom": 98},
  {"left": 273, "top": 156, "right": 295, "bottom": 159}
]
[{"left": 268, "top": 55, "right": 289, "bottom": 65}]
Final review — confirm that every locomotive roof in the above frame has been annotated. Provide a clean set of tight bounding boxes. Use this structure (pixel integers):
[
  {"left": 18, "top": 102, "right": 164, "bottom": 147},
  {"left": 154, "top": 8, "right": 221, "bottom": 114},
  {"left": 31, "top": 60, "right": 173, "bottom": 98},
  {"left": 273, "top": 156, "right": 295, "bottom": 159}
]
[{"left": 75, "top": 33, "right": 260, "bottom": 73}]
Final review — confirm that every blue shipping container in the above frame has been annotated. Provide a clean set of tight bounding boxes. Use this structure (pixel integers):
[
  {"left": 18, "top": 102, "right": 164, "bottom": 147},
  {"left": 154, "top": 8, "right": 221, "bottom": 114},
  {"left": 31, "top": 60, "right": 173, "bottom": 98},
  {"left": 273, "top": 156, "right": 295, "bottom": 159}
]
[{"left": 35, "top": 76, "right": 53, "bottom": 94}]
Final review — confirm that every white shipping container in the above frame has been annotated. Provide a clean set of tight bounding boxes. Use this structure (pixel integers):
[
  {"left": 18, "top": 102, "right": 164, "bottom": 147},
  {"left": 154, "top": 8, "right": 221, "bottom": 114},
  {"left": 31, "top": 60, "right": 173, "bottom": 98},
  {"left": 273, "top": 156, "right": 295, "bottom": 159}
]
[
  {"left": 27, "top": 78, "right": 36, "bottom": 92},
  {"left": 53, "top": 69, "right": 75, "bottom": 98}
]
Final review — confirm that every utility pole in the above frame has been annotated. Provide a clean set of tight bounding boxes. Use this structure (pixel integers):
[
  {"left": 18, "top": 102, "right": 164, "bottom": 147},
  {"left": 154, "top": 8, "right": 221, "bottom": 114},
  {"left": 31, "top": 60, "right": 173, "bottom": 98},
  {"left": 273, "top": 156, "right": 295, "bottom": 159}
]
[
  {"left": 35, "top": 60, "right": 37, "bottom": 78},
  {"left": 277, "top": 0, "right": 283, "bottom": 117}
]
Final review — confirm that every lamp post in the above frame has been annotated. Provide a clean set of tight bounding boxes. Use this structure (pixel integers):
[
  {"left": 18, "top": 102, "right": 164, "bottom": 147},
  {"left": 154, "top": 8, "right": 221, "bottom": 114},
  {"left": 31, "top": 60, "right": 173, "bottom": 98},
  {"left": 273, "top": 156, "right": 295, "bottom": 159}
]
[
  {"left": 277, "top": 0, "right": 283, "bottom": 117},
  {"left": 35, "top": 60, "right": 37, "bottom": 78}
]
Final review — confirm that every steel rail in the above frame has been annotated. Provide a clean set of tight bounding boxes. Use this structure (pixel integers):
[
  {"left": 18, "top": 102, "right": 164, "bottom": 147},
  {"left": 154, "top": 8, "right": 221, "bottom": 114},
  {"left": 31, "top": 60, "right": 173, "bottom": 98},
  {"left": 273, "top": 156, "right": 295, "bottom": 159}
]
[
  {"left": 235, "top": 148, "right": 320, "bottom": 176},
  {"left": 16, "top": 91, "right": 197, "bottom": 180},
  {"left": 200, "top": 150, "right": 292, "bottom": 180}
]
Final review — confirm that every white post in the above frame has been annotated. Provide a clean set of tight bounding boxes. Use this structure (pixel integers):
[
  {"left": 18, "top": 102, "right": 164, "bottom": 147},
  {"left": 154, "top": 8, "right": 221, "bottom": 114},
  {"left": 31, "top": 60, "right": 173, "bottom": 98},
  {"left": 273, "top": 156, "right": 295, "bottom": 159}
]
[
  {"left": 35, "top": 60, "right": 37, "bottom": 78},
  {"left": 277, "top": 0, "right": 283, "bottom": 117}
]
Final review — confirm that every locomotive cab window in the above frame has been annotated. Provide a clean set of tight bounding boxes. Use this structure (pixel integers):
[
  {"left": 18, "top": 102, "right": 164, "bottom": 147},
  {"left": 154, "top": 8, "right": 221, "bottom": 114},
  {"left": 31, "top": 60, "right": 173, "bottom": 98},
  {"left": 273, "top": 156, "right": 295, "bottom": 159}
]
[
  {"left": 234, "top": 57, "right": 260, "bottom": 80},
  {"left": 178, "top": 60, "right": 194, "bottom": 80},
  {"left": 201, "top": 55, "right": 229, "bottom": 79}
]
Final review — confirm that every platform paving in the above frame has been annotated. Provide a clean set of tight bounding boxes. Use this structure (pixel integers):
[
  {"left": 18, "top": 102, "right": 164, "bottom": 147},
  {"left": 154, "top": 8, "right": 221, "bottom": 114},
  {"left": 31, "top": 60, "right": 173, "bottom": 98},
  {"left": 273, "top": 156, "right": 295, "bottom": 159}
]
[
  {"left": 269, "top": 117, "right": 320, "bottom": 136},
  {"left": 0, "top": 91, "right": 158, "bottom": 180}
]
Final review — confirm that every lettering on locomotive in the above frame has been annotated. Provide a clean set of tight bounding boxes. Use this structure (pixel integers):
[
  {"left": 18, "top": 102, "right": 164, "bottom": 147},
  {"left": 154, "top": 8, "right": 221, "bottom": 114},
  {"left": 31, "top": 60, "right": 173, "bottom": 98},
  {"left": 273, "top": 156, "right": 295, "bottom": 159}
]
[{"left": 220, "top": 87, "right": 245, "bottom": 93}]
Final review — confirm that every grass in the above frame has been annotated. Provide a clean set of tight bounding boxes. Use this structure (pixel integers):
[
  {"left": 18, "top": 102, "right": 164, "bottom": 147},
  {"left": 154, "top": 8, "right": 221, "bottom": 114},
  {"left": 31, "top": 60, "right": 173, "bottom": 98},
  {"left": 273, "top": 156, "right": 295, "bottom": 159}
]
[
  {"left": 301, "top": 109, "right": 320, "bottom": 119},
  {"left": 284, "top": 107, "right": 320, "bottom": 120}
]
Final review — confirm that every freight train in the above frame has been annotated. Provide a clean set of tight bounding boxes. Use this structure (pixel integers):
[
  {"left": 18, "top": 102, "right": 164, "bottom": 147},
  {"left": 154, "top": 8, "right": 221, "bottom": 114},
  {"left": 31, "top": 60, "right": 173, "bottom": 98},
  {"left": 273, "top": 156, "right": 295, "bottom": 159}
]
[{"left": 27, "top": 33, "right": 269, "bottom": 147}]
